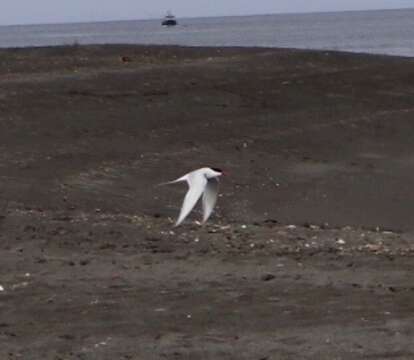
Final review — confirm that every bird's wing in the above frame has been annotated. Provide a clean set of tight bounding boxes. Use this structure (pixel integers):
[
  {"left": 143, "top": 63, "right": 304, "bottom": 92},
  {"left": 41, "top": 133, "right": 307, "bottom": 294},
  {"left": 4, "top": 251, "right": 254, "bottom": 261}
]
[
  {"left": 202, "top": 178, "right": 219, "bottom": 223},
  {"left": 175, "top": 174, "right": 207, "bottom": 226}
]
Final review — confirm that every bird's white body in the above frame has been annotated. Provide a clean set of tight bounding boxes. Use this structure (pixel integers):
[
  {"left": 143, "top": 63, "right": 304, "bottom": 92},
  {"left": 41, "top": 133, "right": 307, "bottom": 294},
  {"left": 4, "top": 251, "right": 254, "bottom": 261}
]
[{"left": 164, "top": 167, "right": 223, "bottom": 226}]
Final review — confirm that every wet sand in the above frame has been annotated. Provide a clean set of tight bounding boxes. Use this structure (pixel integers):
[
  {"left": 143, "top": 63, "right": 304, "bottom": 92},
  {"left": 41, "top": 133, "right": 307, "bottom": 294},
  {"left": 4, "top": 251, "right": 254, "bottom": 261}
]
[{"left": 1, "top": 45, "right": 414, "bottom": 359}]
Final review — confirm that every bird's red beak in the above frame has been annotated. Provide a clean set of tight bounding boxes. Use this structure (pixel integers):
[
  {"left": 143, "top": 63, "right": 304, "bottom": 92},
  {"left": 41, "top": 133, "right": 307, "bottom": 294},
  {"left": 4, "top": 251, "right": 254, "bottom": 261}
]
[{"left": 222, "top": 170, "right": 229, "bottom": 176}]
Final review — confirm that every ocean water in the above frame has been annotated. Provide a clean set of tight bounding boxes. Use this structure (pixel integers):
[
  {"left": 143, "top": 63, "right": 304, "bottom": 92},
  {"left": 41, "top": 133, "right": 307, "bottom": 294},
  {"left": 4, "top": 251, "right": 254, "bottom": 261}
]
[{"left": 0, "top": 8, "right": 414, "bottom": 57}]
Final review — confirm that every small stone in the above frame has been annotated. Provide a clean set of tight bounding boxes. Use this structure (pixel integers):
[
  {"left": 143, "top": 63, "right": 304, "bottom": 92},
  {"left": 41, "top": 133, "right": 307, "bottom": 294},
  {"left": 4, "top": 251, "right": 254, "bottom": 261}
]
[
  {"left": 0, "top": 285, "right": 4, "bottom": 292},
  {"left": 261, "top": 274, "right": 276, "bottom": 281},
  {"left": 336, "top": 238, "right": 346, "bottom": 245},
  {"left": 11, "top": 281, "right": 29, "bottom": 290},
  {"left": 154, "top": 308, "right": 167, "bottom": 312},
  {"left": 220, "top": 225, "right": 231, "bottom": 230},
  {"left": 365, "top": 244, "right": 382, "bottom": 252}
]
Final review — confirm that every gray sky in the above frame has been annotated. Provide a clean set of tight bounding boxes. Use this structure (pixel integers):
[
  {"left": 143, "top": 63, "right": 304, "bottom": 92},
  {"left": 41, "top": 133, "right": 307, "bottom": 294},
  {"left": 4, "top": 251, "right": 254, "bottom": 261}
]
[{"left": 2, "top": 0, "right": 414, "bottom": 25}]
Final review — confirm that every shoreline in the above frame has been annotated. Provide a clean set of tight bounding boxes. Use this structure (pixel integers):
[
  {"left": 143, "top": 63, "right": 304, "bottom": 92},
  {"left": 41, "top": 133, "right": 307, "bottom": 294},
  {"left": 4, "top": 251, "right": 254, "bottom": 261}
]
[{"left": 1, "top": 43, "right": 414, "bottom": 61}]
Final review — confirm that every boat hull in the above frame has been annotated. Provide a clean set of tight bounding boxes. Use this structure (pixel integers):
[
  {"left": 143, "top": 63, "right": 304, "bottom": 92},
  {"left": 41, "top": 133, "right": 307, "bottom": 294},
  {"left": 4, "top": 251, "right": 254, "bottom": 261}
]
[{"left": 162, "top": 19, "right": 177, "bottom": 26}]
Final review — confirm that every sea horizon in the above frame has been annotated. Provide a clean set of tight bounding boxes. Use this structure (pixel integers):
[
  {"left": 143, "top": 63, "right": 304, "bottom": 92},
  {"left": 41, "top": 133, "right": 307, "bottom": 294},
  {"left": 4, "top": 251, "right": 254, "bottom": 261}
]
[
  {"left": 1, "top": 8, "right": 414, "bottom": 57},
  {"left": 1, "top": 6, "right": 413, "bottom": 27}
]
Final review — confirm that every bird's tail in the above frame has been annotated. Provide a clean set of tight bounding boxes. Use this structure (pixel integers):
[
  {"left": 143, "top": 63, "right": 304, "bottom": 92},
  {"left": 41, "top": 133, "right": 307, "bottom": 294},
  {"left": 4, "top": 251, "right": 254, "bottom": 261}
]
[{"left": 155, "top": 176, "right": 187, "bottom": 187}]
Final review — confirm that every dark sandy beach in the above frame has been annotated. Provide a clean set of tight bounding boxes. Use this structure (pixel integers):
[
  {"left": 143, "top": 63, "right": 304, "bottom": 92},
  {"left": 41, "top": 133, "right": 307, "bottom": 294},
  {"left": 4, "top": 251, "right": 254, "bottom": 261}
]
[{"left": 1, "top": 45, "right": 414, "bottom": 359}]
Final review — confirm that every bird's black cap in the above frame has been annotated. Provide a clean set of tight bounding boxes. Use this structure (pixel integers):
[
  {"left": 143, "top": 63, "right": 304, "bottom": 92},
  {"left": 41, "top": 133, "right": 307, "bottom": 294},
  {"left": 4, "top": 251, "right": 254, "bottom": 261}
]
[{"left": 211, "top": 167, "right": 222, "bottom": 173}]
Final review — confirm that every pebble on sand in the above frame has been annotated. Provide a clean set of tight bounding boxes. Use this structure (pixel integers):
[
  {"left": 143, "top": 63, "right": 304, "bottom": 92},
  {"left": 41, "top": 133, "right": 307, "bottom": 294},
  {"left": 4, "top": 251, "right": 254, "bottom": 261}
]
[{"left": 261, "top": 274, "right": 276, "bottom": 281}]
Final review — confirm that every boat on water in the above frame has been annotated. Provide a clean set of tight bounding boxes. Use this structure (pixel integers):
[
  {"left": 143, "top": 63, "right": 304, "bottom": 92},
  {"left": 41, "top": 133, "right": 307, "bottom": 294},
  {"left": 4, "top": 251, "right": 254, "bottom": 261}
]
[{"left": 162, "top": 12, "right": 177, "bottom": 26}]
